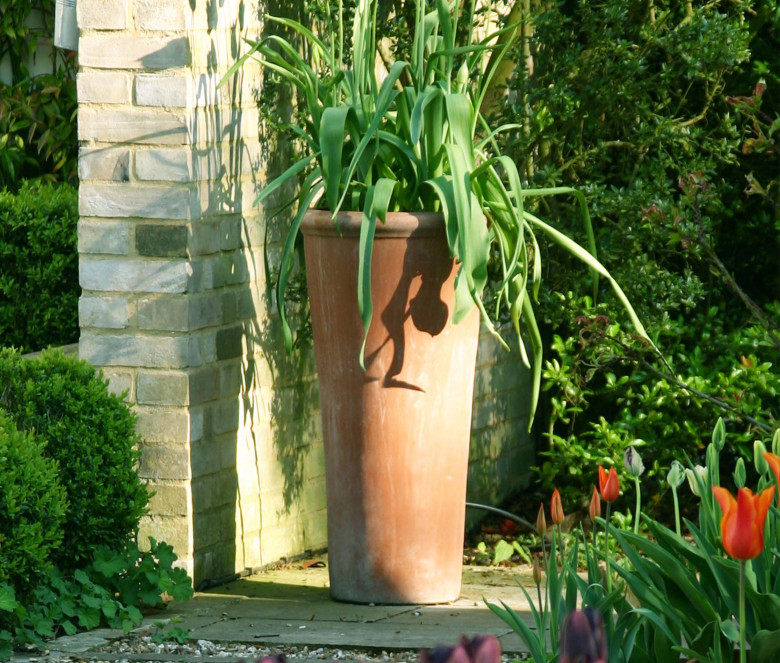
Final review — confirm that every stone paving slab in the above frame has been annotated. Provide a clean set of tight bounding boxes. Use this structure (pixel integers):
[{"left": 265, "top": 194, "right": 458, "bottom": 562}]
[{"left": 14, "top": 562, "right": 537, "bottom": 663}]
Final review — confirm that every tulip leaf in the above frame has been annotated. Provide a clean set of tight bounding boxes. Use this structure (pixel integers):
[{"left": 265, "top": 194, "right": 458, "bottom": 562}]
[
  {"left": 719, "top": 618, "right": 739, "bottom": 642},
  {"left": 752, "top": 629, "right": 780, "bottom": 663},
  {"left": 485, "top": 600, "right": 546, "bottom": 663}
]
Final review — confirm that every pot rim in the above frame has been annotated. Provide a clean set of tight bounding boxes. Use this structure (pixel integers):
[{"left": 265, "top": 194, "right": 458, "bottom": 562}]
[{"left": 301, "top": 209, "right": 445, "bottom": 238}]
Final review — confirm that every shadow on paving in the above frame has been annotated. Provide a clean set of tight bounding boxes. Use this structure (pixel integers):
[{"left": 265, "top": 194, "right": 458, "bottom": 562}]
[{"left": 159, "top": 559, "right": 535, "bottom": 655}]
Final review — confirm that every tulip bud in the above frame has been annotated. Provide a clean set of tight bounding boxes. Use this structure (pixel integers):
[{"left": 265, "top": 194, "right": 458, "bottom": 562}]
[
  {"left": 589, "top": 485, "right": 601, "bottom": 521},
  {"left": 712, "top": 418, "right": 726, "bottom": 451},
  {"left": 734, "top": 457, "right": 746, "bottom": 488},
  {"left": 551, "top": 488, "right": 565, "bottom": 525},
  {"left": 755, "top": 440, "right": 769, "bottom": 475},
  {"left": 559, "top": 608, "right": 607, "bottom": 663},
  {"left": 533, "top": 554, "right": 543, "bottom": 585},
  {"left": 667, "top": 460, "right": 685, "bottom": 489},
  {"left": 624, "top": 445, "right": 645, "bottom": 478},
  {"left": 773, "top": 429, "right": 780, "bottom": 457},
  {"left": 536, "top": 502, "right": 547, "bottom": 536},
  {"left": 686, "top": 465, "right": 707, "bottom": 497}
]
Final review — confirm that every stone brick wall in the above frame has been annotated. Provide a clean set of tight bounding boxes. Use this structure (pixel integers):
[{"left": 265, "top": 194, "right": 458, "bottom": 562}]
[{"left": 77, "top": 0, "right": 533, "bottom": 587}]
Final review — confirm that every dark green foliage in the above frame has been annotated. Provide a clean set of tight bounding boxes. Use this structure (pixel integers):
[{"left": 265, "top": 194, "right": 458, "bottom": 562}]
[
  {"left": 498, "top": 0, "right": 780, "bottom": 502},
  {"left": 0, "top": 349, "right": 151, "bottom": 570},
  {"left": 0, "top": 411, "right": 66, "bottom": 595},
  {"left": 0, "top": 181, "right": 79, "bottom": 351},
  {"left": 0, "top": 0, "right": 78, "bottom": 188},
  {"left": 0, "top": 538, "right": 193, "bottom": 659},
  {"left": 89, "top": 538, "right": 194, "bottom": 609}
]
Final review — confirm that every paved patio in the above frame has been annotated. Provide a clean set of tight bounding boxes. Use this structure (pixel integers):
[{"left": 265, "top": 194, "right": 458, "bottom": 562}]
[{"left": 31, "top": 557, "right": 536, "bottom": 662}]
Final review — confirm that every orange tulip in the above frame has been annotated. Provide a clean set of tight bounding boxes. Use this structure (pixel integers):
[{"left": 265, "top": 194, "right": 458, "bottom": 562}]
[
  {"left": 551, "top": 488, "right": 565, "bottom": 525},
  {"left": 589, "top": 485, "right": 601, "bottom": 521},
  {"left": 598, "top": 466, "right": 620, "bottom": 502},
  {"left": 712, "top": 485, "right": 775, "bottom": 560},
  {"left": 763, "top": 452, "right": 780, "bottom": 487}
]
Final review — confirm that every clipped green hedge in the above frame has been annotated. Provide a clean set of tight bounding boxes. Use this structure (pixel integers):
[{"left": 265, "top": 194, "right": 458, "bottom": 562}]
[
  {"left": 0, "top": 348, "right": 151, "bottom": 571},
  {"left": 0, "top": 410, "right": 67, "bottom": 595},
  {"left": 0, "top": 181, "right": 79, "bottom": 352}
]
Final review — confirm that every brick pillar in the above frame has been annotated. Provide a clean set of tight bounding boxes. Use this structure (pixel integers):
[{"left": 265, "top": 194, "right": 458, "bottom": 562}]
[{"left": 77, "top": 0, "right": 327, "bottom": 584}]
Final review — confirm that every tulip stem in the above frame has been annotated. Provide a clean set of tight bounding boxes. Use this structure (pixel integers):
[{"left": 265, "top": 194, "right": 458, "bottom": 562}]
[
  {"left": 633, "top": 476, "right": 642, "bottom": 534},
  {"left": 672, "top": 485, "right": 681, "bottom": 537},
  {"left": 604, "top": 503, "right": 612, "bottom": 593},
  {"left": 556, "top": 523, "right": 564, "bottom": 572},
  {"left": 540, "top": 531, "right": 548, "bottom": 614},
  {"left": 739, "top": 560, "right": 746, "bottom": 663}
]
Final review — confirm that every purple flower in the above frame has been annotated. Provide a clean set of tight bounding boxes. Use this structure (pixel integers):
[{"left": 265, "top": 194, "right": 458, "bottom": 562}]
[
  {"left": 559, "top": 608, "right": 607, "bottom": 663},
  {"left": 419, "top": 635, "right": 502, "bottom": 663}
]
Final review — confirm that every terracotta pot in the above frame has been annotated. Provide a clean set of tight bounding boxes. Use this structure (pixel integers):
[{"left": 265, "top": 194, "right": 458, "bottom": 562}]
[{"left": 301, "top": 210, "right": 480, "bottom": 604}]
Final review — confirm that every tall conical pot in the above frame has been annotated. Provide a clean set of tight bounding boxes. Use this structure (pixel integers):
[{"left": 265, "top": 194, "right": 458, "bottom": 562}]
[{"left": 301, "top": 210, "right": 480, "bottom": 604}]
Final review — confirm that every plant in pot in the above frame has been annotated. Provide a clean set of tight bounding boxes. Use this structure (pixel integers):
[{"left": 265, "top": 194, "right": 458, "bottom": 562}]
[{"left": 224, "top": 0, "right": 649, "bottom": 605}]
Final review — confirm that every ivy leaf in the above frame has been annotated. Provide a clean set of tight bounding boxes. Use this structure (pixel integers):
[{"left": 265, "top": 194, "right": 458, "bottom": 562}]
[{"left": 0, "top": 584, "right": 17, "bottom": 612}]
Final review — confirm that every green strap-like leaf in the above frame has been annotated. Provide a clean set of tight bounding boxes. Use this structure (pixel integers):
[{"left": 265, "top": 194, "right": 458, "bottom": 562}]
[
  {"left": 357, "top": 178, "right": 397, "bottom": 369},
  {"left": 409, "top": 85, "right": 442, "bottom": 145},
  {"left": 333, "top": 61, "right": 407, "bottom": 214},
  {"left": 444, "top": 93, "right": 475, "bottom": 170},
  {"left": 320, "top": 106, "right": 355, "bottom": 212},
  {"left": 524, "top": 211, "right": 653, "bottom": 345},
  {"left": 253, "top": 153, "right": 319, "bottom": 208},
  {"left": 276, "top": 174, "right": 324, "bottom": 353}
]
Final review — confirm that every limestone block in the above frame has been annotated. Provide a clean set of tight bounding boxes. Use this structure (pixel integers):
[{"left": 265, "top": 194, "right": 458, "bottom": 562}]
[
  {"left": 77, "top": 71, "right": 131, "bottom": 104},
  {"left": 188, "top": 368, "right": 221, "bottom": 405},
  {"left": 135, "top": 148, "right": 192, "bottom": 182},
  {"left": 80, "top": 257, "right": 191, "bottom": 294},
  {"left": 135, "top": 407, "right": 191, "bottom": 445},
  {"left": 101, "top": 370, "right": 135, "bottom": 400},
  {"left": 135, "top": 0, "right": 189, "bottom": 31},
  {"left": 138, "top": 296, "right": 190, "bottom": 332},
  {"left": 138, "top": 443, "right": 192, "bottom": 481},
  {"left": 79, "top": 183, "right": 196, "bottom": 220},
  {"left": 78, "top": 108, "right": 188, "bottom": 145},
  {"left": 189, "top": 295, "right": 222, "bottom": 330},
  {"left": 77, "top": 0, "right": 127, "bottom": 29},
  {"left": 136, "top": 224, "right": 189, "bottom": 258},
  {"left": 137, "top": 371, "right": 190, "bottom": 406},
  {"left": 147, "top": 483, "right": 191, "bottom": 517},
  {"left": 78, "top": 218, "right": 131, "bottom": 255},
  {"left": 134, "top": 73, "right": 190, "bottom": 108},
  {"left": 79, "top": 35, "right": 190, "bottom": 69},
  {"left": 137, "top": 515, "right": 191, "bottom": 559},
  {"left": 78, "top": 295, "right": 131, "bottom": 329},
  {"left": 215, "top": 326, "right": 243, "bottom": 360},
  {"left": 79, "top": 147, "right": 131, "bottom": 182},
  {"left": 79, "top": 332, "right": 191, "bottom": 368}
]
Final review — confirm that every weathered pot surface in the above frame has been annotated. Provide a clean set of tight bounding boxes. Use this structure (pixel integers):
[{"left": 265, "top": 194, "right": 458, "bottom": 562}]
[{"left": 302, "top": 210, "right": 480, "bottom": 604}]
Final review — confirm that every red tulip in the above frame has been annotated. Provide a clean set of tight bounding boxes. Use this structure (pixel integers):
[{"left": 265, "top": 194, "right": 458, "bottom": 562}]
[
  {"left": 589, "top": 485, "right": 601, "bottom": 521},
  {"left": 598, "top": 466, "right": 619, "bottom": 502},
  {"left": 551, "top": 488, "right": 565, "bottom": 525},
  {"left": 763, "top": 452, "right": 780, "bottom": 487},
  {"left": 712, "top": 485, "right": 775, "bottom": 560}
]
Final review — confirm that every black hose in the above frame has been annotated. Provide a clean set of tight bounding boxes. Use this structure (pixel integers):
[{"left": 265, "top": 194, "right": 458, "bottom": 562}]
[{"left": 465, "top": 501, "right": 538, "bottom": 533}]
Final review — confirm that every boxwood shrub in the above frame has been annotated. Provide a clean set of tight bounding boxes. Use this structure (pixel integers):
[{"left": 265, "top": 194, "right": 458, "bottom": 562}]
[
  {"left": 0, "top": 181, "right": 79, "bottom": 352},
  {"left": 0, "top": 348, "right": 151, "bottom": 570},
  {"left": 0, "top": 410, "right": 67, "bottom": 594}
]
